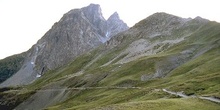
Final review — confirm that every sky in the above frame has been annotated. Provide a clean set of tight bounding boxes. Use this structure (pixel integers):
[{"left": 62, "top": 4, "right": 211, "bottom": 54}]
[{"left": 0, "top": 0, "right": 220, "bottom": 59}]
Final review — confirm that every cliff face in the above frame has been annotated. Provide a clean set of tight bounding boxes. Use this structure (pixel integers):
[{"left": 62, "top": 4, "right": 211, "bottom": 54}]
[
  {"left": 0, "top": 4, "right": 128, "bottom": 87},
  {"left": 106, "top": 12, "right": 128, "bottom": 38},
  {"left": 35, "top": 4, "right": 128, "bottom": 71}
]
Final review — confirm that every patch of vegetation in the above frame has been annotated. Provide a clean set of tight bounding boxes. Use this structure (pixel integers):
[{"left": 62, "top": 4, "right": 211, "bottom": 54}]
[
  {"left": 94, "top": 98, "right": 220, "bottom": 110},
  {"left": 0, "top": 53, "right": 26, "bottom": 83},
  {"left": 0, "top": 89, "right": 35, "bottom": 110}
]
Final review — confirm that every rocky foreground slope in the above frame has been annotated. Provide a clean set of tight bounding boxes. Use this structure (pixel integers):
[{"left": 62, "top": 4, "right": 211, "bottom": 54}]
[
  {"left": 0, "top": 4, "right": 128, "bottom": 87},
  {"left": 0, "top": 6, "right": 220, "bottom": 110}
]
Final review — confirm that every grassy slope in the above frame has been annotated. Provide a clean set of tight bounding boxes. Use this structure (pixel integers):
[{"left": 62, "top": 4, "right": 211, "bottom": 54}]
[
  {"left": 0, "top": 87, "right": 35, "bottom": 110},
  {"left": 3, "top": 20, "right": 219, "bottom": 109},
  {"left": 168, "top": 47, "right": 220, "bottom": 96},
  {"left": 45, "top": 47, "right": 220, "bottom": 109},
  {"left": 43, "top": 21, "right": 220, "bottom": 109},
  {"left": 94, "top": 98, "right": 220, "bottom": 110}
]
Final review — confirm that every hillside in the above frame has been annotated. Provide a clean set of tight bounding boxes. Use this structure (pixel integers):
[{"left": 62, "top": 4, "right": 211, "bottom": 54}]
[{"left": 0, "top": 11, "right": 220, "bottom": 110}]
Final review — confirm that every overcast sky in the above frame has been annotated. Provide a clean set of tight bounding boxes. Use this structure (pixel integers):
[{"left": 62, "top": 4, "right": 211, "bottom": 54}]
[{"left": 0, "top": 0, "right": 219, "bottom": 59}]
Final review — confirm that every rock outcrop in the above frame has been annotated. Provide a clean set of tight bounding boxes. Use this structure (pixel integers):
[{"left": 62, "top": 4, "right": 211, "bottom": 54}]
[{"left": 106, "top": 12, "right": 128, "bottom": 38}]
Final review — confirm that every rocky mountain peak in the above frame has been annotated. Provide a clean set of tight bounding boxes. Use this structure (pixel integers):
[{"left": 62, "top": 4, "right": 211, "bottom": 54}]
[
  {"left": 0, "top": 4, "right": 128, "bottom": 87},
  {"left": 83, "top": 3, "right": 102, "bottom": 13},
  {"left": 133, "top": 12, "right": 182, "bottom": 28},
  {"left": 82, "top": 4, "right": 105, "bottom": 22},
  {"left": 129, "top": 12, "right": 194, "bottom": 40},
  {"left": 193, "top": 16, "right": 209, "bottom": 23},
  {"left": 106, "top": 12, "right": 128, "bottom": 38},
  {"left": 107, "top": 12, "right": 119, "bottom": 21}
]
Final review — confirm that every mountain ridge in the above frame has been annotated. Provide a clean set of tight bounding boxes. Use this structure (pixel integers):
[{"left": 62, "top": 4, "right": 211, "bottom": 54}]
[
  {"left": 0, "top": 4, "right": 128, "bottom": 87},
  {"left": 0, "top": 5, "right": 220, "bottom": 110}
]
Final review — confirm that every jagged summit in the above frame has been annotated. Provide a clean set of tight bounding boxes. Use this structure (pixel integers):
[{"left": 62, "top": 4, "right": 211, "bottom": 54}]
[
  {"left": 106, "top": 12, "right": 128, "bottom": 38},
  {"left": 84, "top": 3, "right": 101, "bottom": 10},
  {"left": 82, "top": 4, "right": 106, "bottom": 35},
  {"left": 0, "top": 4, "right": 128, "bottom": 87},
  {"left": 83, "top": 3, "right": 102, "bottom": 11},
  {"left": 107, "top": 12, "right": 119, "bottom": 21}
]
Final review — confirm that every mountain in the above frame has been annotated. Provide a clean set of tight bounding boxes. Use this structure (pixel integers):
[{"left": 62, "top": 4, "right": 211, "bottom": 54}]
[
  {"left": 0, "top": 4, "right": 128, "bottom": 87},
  {"left": 1, "top": 11, "right": 220, "bottom": 110}
]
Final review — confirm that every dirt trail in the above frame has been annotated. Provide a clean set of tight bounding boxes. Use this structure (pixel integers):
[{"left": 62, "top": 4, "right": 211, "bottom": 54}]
[
  {"left": 199, "top": 96, "right": 220, "bottom": 103},
  {"left": 162, "top": 89, "right": 188, "bottom": 98},
  {"left": 162, "top": 89, "right": 220, "bottom": 103},
  {"left": 12, "top": 87, "right": 220, "bottom": 104},
  {"left": 12, "top": 86, "right": 142, "bottom": 93}
]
